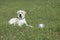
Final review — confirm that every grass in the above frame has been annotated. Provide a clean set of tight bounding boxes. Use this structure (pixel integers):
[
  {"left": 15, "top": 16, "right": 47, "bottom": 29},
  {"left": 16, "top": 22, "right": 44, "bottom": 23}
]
[{"left": 0, "top": 0, "right": 60, "bottom": 40}]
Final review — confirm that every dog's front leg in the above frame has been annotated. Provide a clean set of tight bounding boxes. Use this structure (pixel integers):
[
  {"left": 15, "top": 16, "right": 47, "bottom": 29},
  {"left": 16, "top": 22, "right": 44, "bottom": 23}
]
[{"left": 24, "top": 21, "right": 33, "bottom": 28}]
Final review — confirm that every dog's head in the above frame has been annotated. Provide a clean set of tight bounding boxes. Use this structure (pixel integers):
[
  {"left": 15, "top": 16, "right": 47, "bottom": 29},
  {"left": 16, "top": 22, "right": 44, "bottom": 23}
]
[{"left": 17, "top": 10, "right": 26, "bottom": 19}]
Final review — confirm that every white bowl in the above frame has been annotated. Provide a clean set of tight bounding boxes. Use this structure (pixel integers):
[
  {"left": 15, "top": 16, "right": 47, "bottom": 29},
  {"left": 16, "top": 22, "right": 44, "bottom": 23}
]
[{"left": 38, "top": 24, "right": 44, "bottom": 28}]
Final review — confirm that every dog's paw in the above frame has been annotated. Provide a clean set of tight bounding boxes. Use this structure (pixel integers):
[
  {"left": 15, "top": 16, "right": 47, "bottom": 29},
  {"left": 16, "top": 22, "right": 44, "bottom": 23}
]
[{"left": 29, "top": 25, "right": 33, "bottom": 28}]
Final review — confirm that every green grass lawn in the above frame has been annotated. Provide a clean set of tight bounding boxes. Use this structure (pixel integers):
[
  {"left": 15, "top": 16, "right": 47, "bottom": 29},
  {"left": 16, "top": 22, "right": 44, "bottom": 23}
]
[{"left": 0, "top": 0, "right": 60, "bottom": 40}]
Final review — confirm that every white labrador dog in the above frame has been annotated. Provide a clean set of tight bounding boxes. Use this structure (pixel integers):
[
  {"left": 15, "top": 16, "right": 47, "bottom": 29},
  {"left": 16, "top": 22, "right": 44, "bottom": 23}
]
[{"left": 8, "top": 10, "right": 33, "bottom": 27}]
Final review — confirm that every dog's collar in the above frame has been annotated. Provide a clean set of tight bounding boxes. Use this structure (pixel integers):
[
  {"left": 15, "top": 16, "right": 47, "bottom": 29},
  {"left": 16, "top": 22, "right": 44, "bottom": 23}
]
[{"left": 17, "top": 17, "right": 24, "bottom": 20}]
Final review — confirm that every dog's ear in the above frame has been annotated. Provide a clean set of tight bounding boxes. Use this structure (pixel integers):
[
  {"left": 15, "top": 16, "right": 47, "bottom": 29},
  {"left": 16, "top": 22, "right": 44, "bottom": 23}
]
[
  {"left": 16, "top": 11, "right": 19, "bottom": 14},
  {"left": 23, "top": 10, "right": 26, "bottom": 14},
  {"left": 16, "top": 10, "right": 21, "bottom": 14}
]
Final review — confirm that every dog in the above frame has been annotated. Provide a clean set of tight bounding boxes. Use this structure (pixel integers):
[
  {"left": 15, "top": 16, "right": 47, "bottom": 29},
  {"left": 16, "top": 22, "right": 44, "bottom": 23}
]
[{"left": 8, "top": 10, "right": 33, "bottom": 27}]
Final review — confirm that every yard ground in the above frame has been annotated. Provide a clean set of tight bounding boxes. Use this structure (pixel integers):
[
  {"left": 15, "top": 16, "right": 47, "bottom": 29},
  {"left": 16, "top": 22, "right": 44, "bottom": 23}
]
[{"left": 0, "top": 0, "right": 60, "bottom": 40}]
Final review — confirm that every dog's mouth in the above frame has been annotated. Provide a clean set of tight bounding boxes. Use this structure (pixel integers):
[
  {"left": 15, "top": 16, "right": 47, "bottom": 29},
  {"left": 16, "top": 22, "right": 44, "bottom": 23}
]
[{"left": 19, "top": 14, "right": 22, "bottom": 18}]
